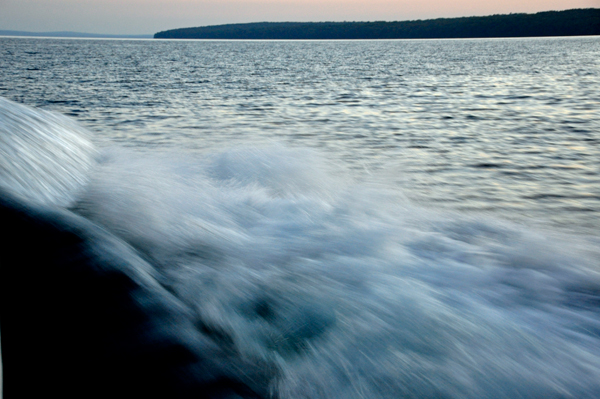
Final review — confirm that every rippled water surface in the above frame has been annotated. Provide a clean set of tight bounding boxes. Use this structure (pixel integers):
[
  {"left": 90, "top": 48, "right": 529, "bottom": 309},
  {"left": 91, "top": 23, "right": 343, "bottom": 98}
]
[
  {"left": 1, "top": 36, "right": 599, "bottom": 233},
  {"left": 3, "top": 36, "right": 600, "bottom": 399}
]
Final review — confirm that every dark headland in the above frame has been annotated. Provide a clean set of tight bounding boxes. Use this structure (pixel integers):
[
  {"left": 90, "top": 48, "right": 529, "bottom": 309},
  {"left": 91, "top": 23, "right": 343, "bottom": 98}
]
[{"left": 155, "top": 8, "right": 599, "bottom": 39}]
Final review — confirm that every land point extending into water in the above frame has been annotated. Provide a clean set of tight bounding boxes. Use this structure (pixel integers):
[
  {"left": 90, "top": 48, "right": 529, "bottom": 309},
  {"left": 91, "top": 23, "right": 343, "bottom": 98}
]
[{"left": 154, "top": 8, "right": 599, "bottom": 40}]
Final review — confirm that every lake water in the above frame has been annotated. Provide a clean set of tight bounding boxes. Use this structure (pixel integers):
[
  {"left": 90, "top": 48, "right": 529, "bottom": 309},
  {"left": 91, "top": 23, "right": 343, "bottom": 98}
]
[
  {"left": 2, "top": 36, "right": 600, "bottom": 232},
  {"left": 1, "top": 36, "right": 600, "bottom": 398}
]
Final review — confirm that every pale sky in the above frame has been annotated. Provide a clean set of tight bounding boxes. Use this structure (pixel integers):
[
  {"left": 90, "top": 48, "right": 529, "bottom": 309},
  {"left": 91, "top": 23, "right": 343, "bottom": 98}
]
[{"left": 1, "top": 0, "right": 598, "bottom": 35}]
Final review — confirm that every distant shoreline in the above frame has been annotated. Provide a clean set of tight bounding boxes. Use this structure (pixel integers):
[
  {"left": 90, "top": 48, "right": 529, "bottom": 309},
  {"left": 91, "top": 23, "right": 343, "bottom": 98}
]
[
  {"left": 155, "top": 9, "right": 600, "bottom": 40},
  {"left": 0, "top": 30, "right": 152, "bottom": 39}
]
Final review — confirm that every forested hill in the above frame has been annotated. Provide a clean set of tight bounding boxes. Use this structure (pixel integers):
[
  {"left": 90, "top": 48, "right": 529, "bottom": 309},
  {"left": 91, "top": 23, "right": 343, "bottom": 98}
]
[{"left": 154, "top": 8, "right": 599, "bottom": 39}]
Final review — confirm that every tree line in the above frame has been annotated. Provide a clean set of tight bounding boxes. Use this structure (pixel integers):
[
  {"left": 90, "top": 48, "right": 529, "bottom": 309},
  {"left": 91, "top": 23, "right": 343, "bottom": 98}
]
[{"left": 155, "top": 9, "right": 600, "bottom": 39}]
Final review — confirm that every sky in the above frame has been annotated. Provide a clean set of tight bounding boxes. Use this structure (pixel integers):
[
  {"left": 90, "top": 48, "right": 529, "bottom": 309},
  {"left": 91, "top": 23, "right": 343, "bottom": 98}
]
[{"left": 1, "top": 0, "right": 598, "bottom": 35}]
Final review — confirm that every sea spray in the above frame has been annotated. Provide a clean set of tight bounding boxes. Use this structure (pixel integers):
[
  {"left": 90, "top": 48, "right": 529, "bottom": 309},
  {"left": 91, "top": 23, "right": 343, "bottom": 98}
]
[
  {"left": 2, "top": 97, "right": 600, "bottom": 398},
  {"left": 0, "top": 97, "right": 96, "bottom": 207},
  {"left": 75, "top": 145, "right": 600, "bottom": 398}
]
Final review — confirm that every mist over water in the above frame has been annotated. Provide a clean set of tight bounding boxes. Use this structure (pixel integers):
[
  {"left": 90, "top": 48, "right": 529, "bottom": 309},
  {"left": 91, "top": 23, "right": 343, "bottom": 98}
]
[{"left": 1, "top": 36, "right": 600, "bottom": 397}]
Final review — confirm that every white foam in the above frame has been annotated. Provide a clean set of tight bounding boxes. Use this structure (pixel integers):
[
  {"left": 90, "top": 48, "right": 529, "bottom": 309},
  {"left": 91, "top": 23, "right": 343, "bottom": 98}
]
[
  {"left": 0, "top": 97, "right": 96, "bottom": 207},
  {"left": 73, "top": 144, "right": 600, "bottom": 398}
]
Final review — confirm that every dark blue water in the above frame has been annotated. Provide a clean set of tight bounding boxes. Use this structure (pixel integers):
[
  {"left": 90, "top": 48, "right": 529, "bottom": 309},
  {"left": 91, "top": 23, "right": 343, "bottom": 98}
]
[{"left": 1, "top": 36, "right": 600, "bottom": 398}]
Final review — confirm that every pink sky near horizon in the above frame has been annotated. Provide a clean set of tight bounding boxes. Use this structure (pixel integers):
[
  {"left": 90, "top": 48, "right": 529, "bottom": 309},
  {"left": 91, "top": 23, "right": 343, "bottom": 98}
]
[{"left": 1, "top": 0, "right": 598, "bottom": 35}]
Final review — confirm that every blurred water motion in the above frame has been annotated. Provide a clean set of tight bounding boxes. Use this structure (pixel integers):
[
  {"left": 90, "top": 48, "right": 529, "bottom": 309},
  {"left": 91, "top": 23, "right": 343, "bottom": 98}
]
[{"left": 1, "top": 96, "right": 600, "bottom": 397}]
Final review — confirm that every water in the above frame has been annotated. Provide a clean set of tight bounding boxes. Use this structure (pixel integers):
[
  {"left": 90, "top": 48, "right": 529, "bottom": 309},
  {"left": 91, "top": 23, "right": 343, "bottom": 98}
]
[
  {"left": 2, "top": 36, "right": 599, "bottom": 232},
  {"left": 1, "top": 36, "right": 600, "bottom": 398}
]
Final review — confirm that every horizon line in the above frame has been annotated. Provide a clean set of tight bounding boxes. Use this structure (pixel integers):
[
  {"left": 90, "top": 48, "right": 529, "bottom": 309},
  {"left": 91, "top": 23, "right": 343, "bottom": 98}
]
[{"left": 1, "top": 7, "right": 596, "bottom": 38}]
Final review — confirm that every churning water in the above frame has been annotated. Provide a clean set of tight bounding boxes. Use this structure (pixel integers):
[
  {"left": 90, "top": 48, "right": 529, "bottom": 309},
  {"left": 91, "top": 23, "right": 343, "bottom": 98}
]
[{"left": 1, "top": 36, "right": 600, "bottom": 398}]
